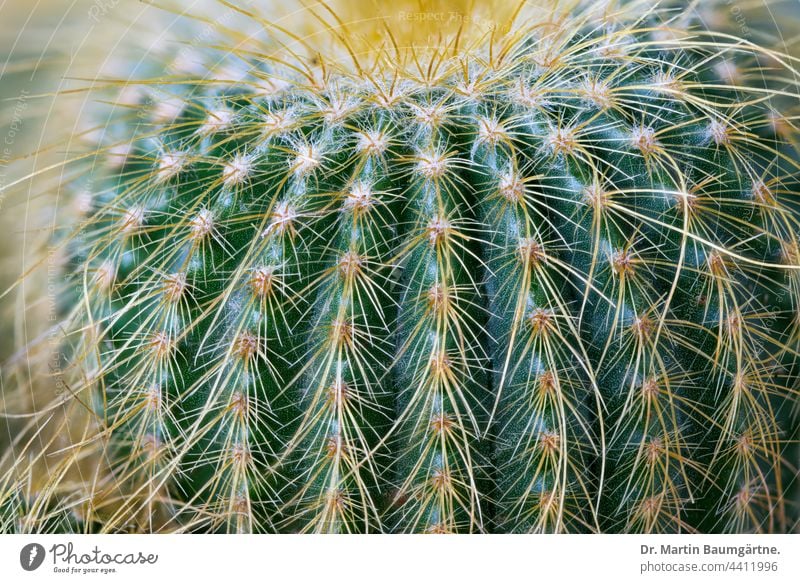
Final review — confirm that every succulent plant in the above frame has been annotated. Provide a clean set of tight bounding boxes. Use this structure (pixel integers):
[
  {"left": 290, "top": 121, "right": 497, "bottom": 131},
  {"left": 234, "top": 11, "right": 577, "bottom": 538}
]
[{"left": 1, "top": 0, "right": 798, "bottom": 533}]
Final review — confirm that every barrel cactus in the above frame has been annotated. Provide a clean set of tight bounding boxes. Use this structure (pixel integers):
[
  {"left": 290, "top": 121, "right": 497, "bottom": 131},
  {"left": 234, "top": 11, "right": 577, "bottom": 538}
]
[{"left": 1, "top": 0, "right": 798, "bottom": 534}]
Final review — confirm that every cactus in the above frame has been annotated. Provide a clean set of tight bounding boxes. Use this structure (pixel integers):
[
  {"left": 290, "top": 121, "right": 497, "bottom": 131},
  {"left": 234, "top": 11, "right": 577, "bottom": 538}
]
[{"left": 1, "top": 0, "right": 799, "bottom": 533}]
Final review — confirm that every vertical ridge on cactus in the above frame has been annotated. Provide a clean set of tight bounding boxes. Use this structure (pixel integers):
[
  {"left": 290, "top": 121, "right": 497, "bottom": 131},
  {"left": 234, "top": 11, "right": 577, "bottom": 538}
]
[{"left": 1, "top": 0, "right": 798, "bottom": 534}]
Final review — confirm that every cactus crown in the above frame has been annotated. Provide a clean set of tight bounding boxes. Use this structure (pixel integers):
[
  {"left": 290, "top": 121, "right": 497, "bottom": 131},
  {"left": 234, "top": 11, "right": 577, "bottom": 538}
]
[{"left": 1, "top": 0, "right": 799, "bottom": 533}]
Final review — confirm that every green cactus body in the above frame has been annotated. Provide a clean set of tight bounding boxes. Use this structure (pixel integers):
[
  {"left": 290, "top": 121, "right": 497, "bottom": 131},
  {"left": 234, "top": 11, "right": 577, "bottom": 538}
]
[{"left": 5, "top": 5, "right": 799, "bottom": 534}]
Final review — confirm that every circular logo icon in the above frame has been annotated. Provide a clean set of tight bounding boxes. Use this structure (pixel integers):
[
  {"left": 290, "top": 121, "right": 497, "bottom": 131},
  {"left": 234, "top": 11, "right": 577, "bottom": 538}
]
[{"left": 19, "top": 543, "right": 46, "bottom": 571}]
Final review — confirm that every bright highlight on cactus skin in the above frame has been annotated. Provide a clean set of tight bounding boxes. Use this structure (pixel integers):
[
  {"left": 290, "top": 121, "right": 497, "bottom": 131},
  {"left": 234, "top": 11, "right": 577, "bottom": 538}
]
[{"left": 1, "top": 0, "right": 799, "bottom": 534}]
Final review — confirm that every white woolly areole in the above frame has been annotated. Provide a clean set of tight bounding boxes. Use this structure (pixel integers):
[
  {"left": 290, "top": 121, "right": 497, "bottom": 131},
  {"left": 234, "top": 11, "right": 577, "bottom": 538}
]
[
  {"left": 546, "top": 125, "right": 578, "bottom": 156},
  {"left": 581, "top": 77, "right": 613, "bottom": 109},
  {"left": 713, "top": 59, "right": 740, "bottom": 85},
  {"left": 583, "top": 183, "right": 609, "bottom": 210},
  {"left": 263, "top": 201, "right": 297, "bottom": 237},
  {"left": 708, "top": 119, "right": 732, "bottom": 146},
  {"left": 514, "top": 80, "right": 547, "bottom": 108},
  {"left": 374, "top": 86, "right": 403, "bottom": 108},
  {"left": 323, "top": 98, "right": 354, "bottom": 124},
  {"left": 456, "top": 80, "right": 481, "bottom": 100},
  {"left": 198, "top": 109, "right": 234, "bottom": 135},
  {"left": 594, "top": 35, "right": 632, "bottom": 59},
  {"left": 416, "top": 150, "right": 449, "bottom": 179},
  {"left": 427, "top": 215, "right": 452, "bottom": 244},
  {"left": 630, "top": 125, "right": 659, "bottom": 155},
  {"left": 190, "top": 209, "right": 215, "bottom": 240},
  {"left": 344, "top": 181, "right": 374, "bottom": 211},
  {"left": 751, "top": 180, "right": 775, "bottom": 206},
  {"left": 222, "top": 154, "right": 252, "bottom": 186},
  {"left": 120, "top": 206, "right": 145, "bottom": 233},
  {"left": 263, "top": 109, "right": 294, "bottom": 136},
  {"left": 652, "top": 71, "right": 682, "bottom": 94},
  {"left": 95, "top": 260, "right": 117, "bottom": 290},
  {"left": 157, "top": 151, "right": 188, "bottom": 181},
  {"left": 413, "top": 104, "right": 445, "bottom": 128},
  {"left": 163, "top": 272, "right": 187, "bottom": 302},
  {"left": 293, "top": 145, "right": 321, "bottom": 176},
  {"left": 357, "top": 130, "right": 388, "bottom": 155},
  {"left": 498, "top": 171, "right": 524, "bottom": 202},
  {"left": 477, "top": 118, "right": 507, "bottom": 145}
]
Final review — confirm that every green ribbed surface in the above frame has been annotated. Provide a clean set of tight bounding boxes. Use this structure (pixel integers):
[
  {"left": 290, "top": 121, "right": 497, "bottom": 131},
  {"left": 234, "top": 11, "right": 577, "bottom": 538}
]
[{"left": 63, "top": 28, "right": 800, "bottom": 533}]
